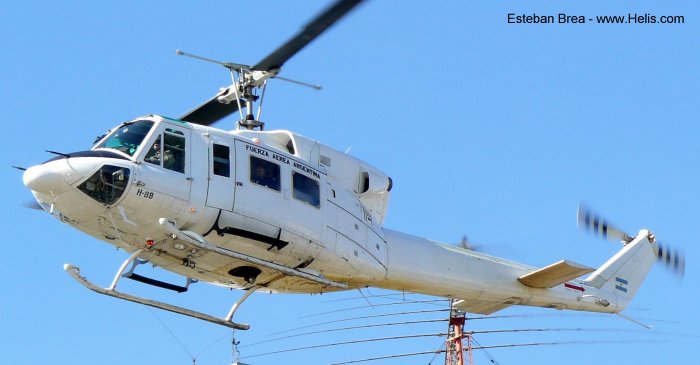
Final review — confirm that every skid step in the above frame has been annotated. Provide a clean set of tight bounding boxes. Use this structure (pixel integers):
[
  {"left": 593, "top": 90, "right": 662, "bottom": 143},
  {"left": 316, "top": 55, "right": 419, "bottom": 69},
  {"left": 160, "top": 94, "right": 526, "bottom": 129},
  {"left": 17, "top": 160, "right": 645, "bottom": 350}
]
[
  {"left": 124, "top": 273, "right": 189, "bottom": 293},
  {"left": 121, "top": 257, "right": 193, "bottom": 294}
]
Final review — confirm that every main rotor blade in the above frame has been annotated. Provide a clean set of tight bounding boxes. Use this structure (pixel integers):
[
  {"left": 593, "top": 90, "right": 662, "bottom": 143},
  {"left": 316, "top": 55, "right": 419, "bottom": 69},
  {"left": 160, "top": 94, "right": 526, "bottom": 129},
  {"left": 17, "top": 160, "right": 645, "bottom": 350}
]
[
  {"left": 253, "top": 0, "right": 364, "bottom": 71},
  {"left": 179, "top": 88, "right": 241, "bottom": 126},
  {"left": 21, "top": 200, "right": 43, "bottom": 211}
]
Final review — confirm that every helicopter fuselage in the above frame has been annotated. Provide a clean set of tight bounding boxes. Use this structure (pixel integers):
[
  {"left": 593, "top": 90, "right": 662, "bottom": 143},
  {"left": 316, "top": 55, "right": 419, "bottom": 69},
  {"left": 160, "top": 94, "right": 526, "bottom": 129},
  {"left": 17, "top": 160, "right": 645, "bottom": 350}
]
[
  {"left": 25, "top": 115, "right": 653, "bottom": 317},
  {"left": 26, "top": 115, "right": 394, "bottom": 292}
]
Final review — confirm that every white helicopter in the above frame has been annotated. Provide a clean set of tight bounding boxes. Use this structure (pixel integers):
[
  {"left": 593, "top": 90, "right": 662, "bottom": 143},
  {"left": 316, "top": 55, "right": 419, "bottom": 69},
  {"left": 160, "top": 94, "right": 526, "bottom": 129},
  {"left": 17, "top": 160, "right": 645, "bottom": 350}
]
[{"left": 21, "top": 0, "right": 684, "bottom": 330}]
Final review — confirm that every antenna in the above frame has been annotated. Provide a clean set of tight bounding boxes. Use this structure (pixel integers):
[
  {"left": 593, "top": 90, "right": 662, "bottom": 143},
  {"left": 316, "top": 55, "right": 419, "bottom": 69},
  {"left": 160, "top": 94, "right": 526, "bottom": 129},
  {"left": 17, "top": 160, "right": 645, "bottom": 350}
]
[{"left": 445, "top": 301, "right": 468, "bottom": 365}]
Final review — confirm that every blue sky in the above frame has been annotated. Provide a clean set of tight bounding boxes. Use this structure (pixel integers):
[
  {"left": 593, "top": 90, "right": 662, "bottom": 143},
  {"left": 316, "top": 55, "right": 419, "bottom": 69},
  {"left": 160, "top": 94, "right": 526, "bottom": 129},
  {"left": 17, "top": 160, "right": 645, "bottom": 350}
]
[{"left": 2, "top": 1, "right": 699, "bottom": 364}]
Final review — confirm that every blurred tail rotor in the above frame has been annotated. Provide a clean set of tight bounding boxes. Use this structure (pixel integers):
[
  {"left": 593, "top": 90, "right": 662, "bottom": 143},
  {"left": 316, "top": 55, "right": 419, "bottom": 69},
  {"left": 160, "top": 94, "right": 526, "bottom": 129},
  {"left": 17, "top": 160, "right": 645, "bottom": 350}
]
[
  {"left": 577, "top": 205, "right": 632, "bottom": 244},
  {"left": 577, "top": 204, "right": 685, "bottom": 279},
  {"left": 654, "top": 241, "right": 685, "bottom": 278}
]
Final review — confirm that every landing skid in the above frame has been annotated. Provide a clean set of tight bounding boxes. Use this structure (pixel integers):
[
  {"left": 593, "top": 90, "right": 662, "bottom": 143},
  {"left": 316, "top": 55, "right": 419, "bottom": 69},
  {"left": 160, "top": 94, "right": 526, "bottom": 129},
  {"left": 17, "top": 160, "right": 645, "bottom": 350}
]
[{"left": 64, "top": 249, "right": 251, "bottom": 330}]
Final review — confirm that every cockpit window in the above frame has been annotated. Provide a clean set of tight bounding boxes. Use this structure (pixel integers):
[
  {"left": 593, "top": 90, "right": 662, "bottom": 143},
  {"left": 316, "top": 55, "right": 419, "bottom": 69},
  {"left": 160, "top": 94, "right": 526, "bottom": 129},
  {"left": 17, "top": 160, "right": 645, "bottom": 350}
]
[
  {"left": 163, "top": 130, "right": 185, "bottom": 173},
  {"left": 143, "top": 130, "right": 186, "bottom": 173},
  {"left": 144, "top": 135, "right": 162, "bottom": 165},
  {"left": 95, "top": 120, "right": 155, "bottom": 156}
]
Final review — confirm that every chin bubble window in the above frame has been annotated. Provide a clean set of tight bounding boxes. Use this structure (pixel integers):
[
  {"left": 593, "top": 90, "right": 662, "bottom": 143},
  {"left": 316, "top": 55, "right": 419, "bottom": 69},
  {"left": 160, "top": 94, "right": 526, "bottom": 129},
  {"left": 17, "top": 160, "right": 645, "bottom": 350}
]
[{"left": 78, "top": 165, "right": 131, "bottom": 205}]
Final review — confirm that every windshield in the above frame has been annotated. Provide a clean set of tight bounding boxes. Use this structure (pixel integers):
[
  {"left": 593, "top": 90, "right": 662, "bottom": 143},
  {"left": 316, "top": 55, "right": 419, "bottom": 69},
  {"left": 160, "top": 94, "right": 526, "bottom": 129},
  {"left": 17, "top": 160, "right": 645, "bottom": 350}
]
[{"left": 94, "top": 120, "right": 155, "bottom": 156}]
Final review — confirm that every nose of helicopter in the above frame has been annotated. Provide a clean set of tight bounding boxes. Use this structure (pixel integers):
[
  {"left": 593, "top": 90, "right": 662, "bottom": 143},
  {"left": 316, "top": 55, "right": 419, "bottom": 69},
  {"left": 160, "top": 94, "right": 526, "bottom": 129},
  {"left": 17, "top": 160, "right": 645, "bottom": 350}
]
[
  {"left": 24, "top": 156, "right": 133, "bottom": 207},
  {"left": 23, "top": 163, "right": 71, "bottom": 196}
]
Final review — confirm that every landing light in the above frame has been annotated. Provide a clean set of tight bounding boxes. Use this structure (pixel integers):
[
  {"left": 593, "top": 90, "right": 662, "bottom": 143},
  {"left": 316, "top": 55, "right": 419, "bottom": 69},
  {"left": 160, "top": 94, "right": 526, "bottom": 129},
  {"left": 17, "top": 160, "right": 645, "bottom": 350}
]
[{"left": 174, "top": 243, "right": 187, "bottom": 250}]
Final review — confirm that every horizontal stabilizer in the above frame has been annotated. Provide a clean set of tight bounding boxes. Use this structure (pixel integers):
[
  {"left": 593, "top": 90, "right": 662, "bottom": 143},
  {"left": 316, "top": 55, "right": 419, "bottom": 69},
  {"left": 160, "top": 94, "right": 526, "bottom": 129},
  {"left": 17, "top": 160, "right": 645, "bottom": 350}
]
[{"left": 518, "top": 260, "right": 594, "bottom": 288}]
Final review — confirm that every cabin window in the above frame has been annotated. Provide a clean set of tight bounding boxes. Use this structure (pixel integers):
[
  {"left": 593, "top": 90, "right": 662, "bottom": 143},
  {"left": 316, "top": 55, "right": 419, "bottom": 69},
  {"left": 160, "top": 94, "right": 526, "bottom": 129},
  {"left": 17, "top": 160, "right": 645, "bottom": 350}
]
[
  {"left": 213, "top": 144, "right": 230, "bottom": 177},
  {"left": 144, "top": 130, "right": 186, "bottom": 173},
  {"left": 144, "top": 135, "right": 162, "bottom": 166},
  {"left": 292, "top": 172, "right": 320, "bottom": 208},
  {"left": 250, "top": 156, "right": 280, "bottom": 191},
  {"left": 163, "top": 129, "right": 186, "bottom": 173}
]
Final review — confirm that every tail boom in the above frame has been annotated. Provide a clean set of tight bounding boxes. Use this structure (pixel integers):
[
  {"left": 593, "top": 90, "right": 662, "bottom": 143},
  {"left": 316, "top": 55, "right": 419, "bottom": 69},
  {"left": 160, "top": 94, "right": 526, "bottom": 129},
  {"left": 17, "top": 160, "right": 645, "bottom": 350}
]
[{"left": 378, "top": 229, "right": 658, "bottom": 315}]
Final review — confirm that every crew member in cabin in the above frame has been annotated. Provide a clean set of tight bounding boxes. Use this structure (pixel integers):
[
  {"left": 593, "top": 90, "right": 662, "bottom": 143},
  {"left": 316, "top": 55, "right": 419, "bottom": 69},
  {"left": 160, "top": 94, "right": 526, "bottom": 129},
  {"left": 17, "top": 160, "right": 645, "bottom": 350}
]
[{"left": 252, "top": 163, "right": 279, "bottom": 190}]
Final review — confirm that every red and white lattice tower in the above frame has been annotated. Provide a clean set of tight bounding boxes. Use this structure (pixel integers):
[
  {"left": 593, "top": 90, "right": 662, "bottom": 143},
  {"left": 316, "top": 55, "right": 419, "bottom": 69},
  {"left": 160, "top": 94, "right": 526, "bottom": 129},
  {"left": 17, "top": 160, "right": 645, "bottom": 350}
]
[{"left": 445, "top": 303, "right": 472, "bottom": 365}]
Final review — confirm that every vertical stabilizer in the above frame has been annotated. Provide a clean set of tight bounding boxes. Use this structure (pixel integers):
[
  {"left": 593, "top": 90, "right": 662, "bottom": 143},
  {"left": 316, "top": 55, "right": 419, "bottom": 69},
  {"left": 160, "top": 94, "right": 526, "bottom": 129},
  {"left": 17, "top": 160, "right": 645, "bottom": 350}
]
[{"left": 583, "top": 230, "right": 657, "bottom": 310}]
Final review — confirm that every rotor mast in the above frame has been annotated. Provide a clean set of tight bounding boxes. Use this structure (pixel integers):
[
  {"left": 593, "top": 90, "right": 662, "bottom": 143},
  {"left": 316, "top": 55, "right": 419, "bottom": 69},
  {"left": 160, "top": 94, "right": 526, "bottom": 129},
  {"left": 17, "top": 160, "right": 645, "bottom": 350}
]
[
  {"left": 176, "top": 0, "right": 363, "bottom": 130},
  {"left": 175, "top": 50, "right": 274, "bottom": 130}
]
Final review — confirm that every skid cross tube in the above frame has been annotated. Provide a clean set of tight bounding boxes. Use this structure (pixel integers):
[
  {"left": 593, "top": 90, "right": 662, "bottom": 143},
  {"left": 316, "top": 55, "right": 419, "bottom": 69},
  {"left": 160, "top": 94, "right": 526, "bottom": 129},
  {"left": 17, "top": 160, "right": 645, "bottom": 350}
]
[
  {"left": 109, "top": 248, "right": 144, "bottom": 290},
  {"left": 227, "top": 285, "right": 259, "bottom": 321}
]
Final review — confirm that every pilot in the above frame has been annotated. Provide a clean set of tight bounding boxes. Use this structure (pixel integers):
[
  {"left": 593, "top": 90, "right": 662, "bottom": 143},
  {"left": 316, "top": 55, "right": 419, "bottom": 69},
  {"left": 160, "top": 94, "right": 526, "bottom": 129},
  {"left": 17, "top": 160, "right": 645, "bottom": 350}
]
[
  {"left": 145, "top": 141, "right": 162, "bottom": 165},
  {"left": 145, "top": 139, "right": 175, "bottom": 169}
]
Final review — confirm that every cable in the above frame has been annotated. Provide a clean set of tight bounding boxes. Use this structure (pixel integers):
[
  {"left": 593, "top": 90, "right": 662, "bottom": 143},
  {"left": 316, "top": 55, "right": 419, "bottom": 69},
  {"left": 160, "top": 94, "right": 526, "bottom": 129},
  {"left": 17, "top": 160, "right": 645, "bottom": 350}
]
[
  {"left": 356, "top": 288, "right": 374, "bottom": 308},
  {"left": 426, "top": 340, "right": 447, "bottom": 365},
  {"left": 330, "top": 338, "right": 665, "bottom": 365},
  {"left": 471, "top": 337, "right": 500, "bottom": 365},
  {"left": 146, "top": 308, "right": 195, "bottom": 363},
  {"left": 298, "top": 299, "right": 450, "bottom": 319},
  {"left": 242, "top": 332, "right": 447, "bottom": 359},
  {"left": 242, "top": 318, "right": 447, "bottom": 348},
  {"left": 321, "top": 292, "right": 418, "bottom": 304},
  {"left": 269, "top": 308, "right": 449, "bottom": 336},
  {"left": 194, "top": 332, "right": 230, "bottom": 359},
  {"left": 331, "top": 349, "right": 446, "bottom": 365}
]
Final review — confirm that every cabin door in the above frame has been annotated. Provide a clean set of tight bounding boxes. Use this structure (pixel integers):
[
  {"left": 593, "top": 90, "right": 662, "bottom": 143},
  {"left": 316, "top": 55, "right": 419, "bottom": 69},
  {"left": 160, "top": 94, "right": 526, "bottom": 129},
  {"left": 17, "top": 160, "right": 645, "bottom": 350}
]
[
  {"left": 232, "top": 141, "right": 287, "bottom": 227},
  {"left": 205, "top": 136, "right": 235, "bottom": 211},
  {"left": 138, "top": 122, "right": 191, "bottom": 201}
]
